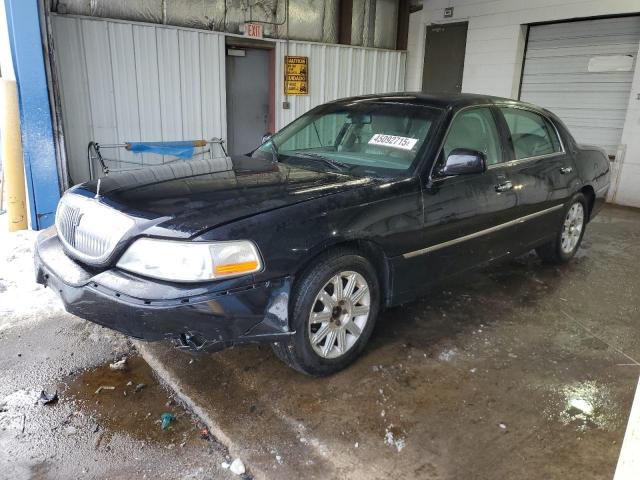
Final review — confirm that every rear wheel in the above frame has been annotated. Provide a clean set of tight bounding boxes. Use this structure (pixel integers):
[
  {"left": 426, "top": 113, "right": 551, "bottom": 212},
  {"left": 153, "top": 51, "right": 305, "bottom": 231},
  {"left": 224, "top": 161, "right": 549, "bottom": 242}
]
[
  {"left": 536, "top": 193, "right": 587, "bottom": 264},
  {"left": 272, "top": 249, "right": 380, "bottom": 376}
]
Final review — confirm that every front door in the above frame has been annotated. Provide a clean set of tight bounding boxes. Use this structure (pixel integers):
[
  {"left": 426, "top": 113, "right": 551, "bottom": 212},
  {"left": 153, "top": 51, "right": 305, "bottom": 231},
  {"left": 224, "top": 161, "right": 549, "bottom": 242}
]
[
  {"left": 422, "top": 22, "right": 468, "bottom": 93},
  {"left": 226, "top": 48, "right": 270, "bottom": 155},
  {"left": 407, "top": 106, "right": 518, "bottom": 293}
]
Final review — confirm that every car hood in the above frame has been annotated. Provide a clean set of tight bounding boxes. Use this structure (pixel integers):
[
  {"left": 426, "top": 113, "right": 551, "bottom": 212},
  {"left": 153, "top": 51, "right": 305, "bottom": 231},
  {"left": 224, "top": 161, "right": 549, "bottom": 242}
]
[{"left": 74, "top": 155, "right": 374, "bottom": 237}]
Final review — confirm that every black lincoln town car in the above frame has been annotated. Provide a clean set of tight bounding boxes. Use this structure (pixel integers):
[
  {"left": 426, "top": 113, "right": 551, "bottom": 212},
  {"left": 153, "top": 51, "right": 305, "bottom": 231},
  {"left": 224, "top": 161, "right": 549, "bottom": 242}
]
[{"left": 35, "top": 93, "right": 610, "bottom": 375}]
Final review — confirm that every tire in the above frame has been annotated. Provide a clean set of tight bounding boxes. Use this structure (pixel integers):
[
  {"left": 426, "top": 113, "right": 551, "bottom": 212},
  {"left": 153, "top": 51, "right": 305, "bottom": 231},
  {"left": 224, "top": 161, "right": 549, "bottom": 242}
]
[
  {"left": 536, "top": 193, "right": 588, "bottom": 264},
  {"left": 272, "top": 249, "right": 380, "bottom": 376}
]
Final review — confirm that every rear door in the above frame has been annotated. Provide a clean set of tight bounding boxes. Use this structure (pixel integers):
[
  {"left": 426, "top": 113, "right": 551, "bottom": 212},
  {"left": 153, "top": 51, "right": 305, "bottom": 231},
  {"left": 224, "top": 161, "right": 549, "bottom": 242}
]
[
  {"left": 495, "top": 106, "right": 578, "bottom": 249},
  {"left": 404, "top": 106, "right": 518, "bottom": 292}
]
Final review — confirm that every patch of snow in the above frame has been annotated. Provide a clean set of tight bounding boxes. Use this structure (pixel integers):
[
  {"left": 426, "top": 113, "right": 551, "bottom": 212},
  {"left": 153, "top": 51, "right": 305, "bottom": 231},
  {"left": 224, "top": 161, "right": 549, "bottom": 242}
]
[
  {"left": 229, "top": 458, "right": 245, "bottom": 475},
  {"left": 0, "top": 223, "right": 67, "bottom": 332},
  {"left": 570, "top": 398, "right": 594, "bottom": 416}
]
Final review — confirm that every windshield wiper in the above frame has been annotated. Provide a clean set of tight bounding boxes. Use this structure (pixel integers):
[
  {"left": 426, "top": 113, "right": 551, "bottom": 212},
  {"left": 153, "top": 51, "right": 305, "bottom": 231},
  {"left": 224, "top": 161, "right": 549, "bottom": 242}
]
[{"left": 292, "top": 152, "right": 352, "bottom": 173}]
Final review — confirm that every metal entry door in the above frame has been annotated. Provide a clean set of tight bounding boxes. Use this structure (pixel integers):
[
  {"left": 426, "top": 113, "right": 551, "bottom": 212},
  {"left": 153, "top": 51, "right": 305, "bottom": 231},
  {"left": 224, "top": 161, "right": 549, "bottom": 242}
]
[
  {"left": 422, "top": 22, "right": 468, "bottom": 93},
  {"left": 226, "top": 48, "right": 270, "bottom": 155}
]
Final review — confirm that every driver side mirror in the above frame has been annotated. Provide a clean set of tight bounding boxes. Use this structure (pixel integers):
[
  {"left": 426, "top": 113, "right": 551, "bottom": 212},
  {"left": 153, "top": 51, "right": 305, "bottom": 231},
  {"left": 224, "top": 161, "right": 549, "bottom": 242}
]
[
  {"left": 442, "top": 148, "right": 486, "bottom": 176},
  {"left": 261, "top": 133, "right": 272, "bottom": 144}
]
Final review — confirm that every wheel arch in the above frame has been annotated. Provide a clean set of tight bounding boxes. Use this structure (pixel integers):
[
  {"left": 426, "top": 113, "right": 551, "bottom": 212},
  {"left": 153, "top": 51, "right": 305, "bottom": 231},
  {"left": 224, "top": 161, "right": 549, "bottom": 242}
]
[
  {"left": 292, "top": 238, "right": 392, "bottom": 311},
  {"left": 579, "top": 184, "right": 596, "bottom": 221}
]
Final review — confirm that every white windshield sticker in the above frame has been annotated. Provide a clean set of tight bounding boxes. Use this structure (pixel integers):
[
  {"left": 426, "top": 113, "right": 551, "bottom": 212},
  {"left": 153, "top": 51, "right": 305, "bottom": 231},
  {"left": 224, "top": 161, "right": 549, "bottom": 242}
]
[{"left": 368, "top": 134, "right": 419, "bottom": 150}]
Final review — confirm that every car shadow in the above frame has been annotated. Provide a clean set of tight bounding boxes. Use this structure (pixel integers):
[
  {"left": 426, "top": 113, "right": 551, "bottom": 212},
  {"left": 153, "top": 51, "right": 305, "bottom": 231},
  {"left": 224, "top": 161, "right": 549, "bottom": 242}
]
[{"left": 364, "top": 248, "right": 591, "bottom": 359}]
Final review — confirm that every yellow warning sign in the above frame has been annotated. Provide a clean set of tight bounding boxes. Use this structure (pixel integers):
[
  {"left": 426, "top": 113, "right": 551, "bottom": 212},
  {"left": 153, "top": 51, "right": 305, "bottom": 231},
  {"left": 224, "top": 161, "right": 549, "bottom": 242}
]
[{"left": 285, "top": 56, "right": 308, "bottom": 96}]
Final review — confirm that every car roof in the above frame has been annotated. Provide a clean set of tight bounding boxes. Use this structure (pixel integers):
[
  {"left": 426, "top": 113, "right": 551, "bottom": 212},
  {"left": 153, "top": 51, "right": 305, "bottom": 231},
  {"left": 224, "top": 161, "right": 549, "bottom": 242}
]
[{"left": 327, "top": 91, "right": 530, "bottom": 111}]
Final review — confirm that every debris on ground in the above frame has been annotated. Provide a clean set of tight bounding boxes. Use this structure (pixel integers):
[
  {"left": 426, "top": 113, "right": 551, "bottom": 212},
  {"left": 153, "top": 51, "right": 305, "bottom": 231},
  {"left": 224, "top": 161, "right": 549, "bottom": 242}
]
[
  {"left": 546, "top": 380, "right": 621, "bottom": 432},
  {"left": 94, "top": 431, "right": 105, "bottom": 450},
  {"left": 384, "top": 428, "right": 406, "bottom": 452},
  {"left": 199, "top": 427, "right": 211, "bottom": 440},
  {"left": 499, "top": 422, "right": 507, "bottom": 430},
  {"left": 438, "top": 347, "right": 458, "bottom": 362},
  {"left": 221, "top": 461, "right": 230, "bottom": 469},
  {"left": 109, "top": 357, "right": 128, "bottom": 370},
  {"left": 37, "top": 390, "right": 58, "bottom": 405},
  {"left": 160, "top": 412, "right": 176, "bottom": 430},
  {"left": 94, "top": 385, "right": 115, "bottom": 395},
  {"left": 229, "top": 458, "right": 246, "bottom": 475},
  {"left": 134, "top": 383, "right": 146, "bottom": 393}
]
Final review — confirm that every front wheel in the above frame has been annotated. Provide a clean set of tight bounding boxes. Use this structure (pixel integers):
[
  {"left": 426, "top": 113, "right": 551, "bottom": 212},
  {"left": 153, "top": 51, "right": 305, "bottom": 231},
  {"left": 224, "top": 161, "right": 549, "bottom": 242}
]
[
  {"left": 536, "top": 193, "right": 588, "bottom": 264},
  {"left": 272, "top": 249, "right": 380, "bottom": 376}
]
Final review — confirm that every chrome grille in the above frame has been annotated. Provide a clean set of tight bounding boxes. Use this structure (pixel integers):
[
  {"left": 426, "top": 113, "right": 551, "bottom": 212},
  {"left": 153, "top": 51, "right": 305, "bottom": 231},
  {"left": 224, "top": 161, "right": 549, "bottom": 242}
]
[
  {"left": 56, "top": 202, "right": 83, "bottom": 248},
  {"left": 55, "top": 193, "right": 135, "bottom": 265}
]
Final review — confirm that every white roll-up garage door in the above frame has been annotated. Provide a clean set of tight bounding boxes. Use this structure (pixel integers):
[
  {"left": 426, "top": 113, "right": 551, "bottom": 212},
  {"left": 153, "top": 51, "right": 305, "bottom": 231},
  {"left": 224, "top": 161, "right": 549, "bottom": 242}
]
[{"left": 520, "top": 16, "right": 640, "bottom": 158}]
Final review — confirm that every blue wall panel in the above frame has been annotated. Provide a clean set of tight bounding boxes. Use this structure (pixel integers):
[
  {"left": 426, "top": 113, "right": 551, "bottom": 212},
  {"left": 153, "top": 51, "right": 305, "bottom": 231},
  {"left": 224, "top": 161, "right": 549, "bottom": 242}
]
[{"left": 5, "top": 0, "right": 60, "bottom": 229}]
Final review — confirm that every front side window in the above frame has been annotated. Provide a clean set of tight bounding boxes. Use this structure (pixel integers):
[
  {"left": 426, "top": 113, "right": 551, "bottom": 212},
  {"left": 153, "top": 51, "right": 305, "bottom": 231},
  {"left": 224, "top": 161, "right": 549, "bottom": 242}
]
[
  {"left": 500, "top": 107, "right": 562, "bottom": 160},
  {"left": 253, "top": 103, "right": 441, "bottom": 177},
  {"left": 442, "top": 107, "right": 503, "bottom": 167}
]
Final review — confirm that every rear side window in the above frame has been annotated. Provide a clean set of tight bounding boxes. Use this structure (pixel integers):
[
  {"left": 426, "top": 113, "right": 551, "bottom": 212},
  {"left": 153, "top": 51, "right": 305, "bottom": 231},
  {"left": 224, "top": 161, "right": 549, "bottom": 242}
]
[{"left": 500, "top": 108, "right": 562, "bottom": 160}]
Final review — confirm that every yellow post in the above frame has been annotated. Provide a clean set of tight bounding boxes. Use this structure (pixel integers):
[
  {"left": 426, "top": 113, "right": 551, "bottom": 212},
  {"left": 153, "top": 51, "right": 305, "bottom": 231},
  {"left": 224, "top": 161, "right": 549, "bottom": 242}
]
[{"left": 1, "top": 79, "right": 28, "bottom": 231}]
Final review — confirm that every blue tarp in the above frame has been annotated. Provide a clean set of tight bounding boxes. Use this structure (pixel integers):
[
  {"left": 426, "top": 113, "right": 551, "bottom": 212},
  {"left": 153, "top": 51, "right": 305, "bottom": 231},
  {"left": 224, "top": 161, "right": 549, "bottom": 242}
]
[{"left": 126, "top": 141, "right": 196, "bottom": 159}]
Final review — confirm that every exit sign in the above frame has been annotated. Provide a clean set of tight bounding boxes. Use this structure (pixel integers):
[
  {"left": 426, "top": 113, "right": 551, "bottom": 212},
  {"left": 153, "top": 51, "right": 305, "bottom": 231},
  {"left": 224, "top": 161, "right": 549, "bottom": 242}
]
[{"left": 244, "top": 23, "right": 263, "bottom": 39}]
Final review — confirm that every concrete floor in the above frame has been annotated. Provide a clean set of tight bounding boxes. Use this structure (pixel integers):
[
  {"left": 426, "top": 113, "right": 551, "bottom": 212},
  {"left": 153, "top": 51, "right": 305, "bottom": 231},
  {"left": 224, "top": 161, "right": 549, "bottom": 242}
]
[
  {"left": 140, "top": 204, "right": 640, "bottom": 480},
  {"left": 0, "top": 224, "right": 236, "bottom": 480}
]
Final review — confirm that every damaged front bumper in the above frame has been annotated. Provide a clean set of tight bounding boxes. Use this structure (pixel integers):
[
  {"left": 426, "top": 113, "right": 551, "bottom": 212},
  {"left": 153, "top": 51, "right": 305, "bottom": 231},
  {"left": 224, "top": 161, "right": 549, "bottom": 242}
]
[{"left": 34, "top": 228, "right": 293, "bottom": 352}]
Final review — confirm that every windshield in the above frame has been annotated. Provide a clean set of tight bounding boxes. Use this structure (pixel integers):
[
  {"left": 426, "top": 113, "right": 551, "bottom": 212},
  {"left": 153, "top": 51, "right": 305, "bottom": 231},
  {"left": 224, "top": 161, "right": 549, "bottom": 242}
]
[{"left": 252, "top": 102, "right": 441, "bottom": 177}]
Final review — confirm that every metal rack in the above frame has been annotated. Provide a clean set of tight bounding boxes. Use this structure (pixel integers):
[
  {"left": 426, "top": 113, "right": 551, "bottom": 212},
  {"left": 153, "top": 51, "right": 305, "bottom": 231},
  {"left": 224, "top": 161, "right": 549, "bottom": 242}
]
[{"left": 86, "top": 138, "right": 228, "bottom": 180}]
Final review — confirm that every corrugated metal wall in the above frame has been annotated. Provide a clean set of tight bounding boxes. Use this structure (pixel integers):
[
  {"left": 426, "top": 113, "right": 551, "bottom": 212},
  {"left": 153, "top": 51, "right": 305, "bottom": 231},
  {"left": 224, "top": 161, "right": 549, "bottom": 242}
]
[
  {"left": 520, "top": 17, "right": 640, "bottom": 157},
  {"left": 51, "top": 15, "right": 406, "bottom": 183},
  {"left": 51, "top": 15, "right": 227, "bottom": 183},
  {"left": 275, "top": 41, "right": 406, "bottom": 128}
]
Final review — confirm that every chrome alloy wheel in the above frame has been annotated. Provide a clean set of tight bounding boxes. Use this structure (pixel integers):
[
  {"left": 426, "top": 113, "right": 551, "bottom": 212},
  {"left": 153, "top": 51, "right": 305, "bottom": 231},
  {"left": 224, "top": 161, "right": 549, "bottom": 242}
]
[
  {"left": 561, "top": 202, "right": 585, "bottom": 254},
  {"left": 307, "top": 271, "right": 371, "bottom": 359}
]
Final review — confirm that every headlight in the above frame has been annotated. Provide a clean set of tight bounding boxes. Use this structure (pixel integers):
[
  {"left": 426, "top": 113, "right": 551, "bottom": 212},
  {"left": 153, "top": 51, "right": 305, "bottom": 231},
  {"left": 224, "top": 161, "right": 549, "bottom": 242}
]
[{"left": 116, "top": 238, "right": 262, "bottom": 282}]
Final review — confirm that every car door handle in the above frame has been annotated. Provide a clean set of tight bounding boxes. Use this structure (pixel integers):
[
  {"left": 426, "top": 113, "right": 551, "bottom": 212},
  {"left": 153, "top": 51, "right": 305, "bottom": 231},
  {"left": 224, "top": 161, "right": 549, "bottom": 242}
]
[
  {"left": 495, "top": 181, "right": 513, "bottom": 193},
  {"left": 559, "top": 166, "right": 573, "bottom": 174}
]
